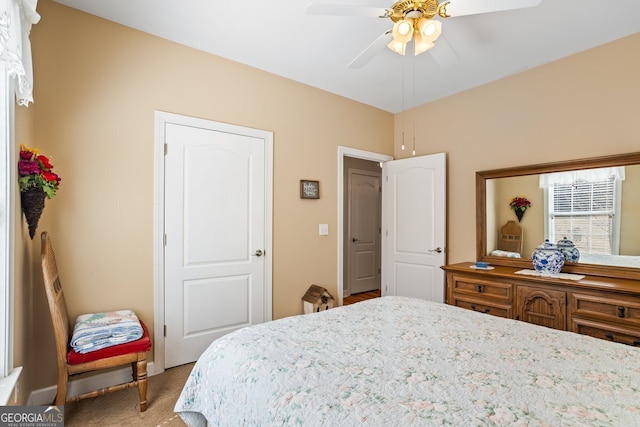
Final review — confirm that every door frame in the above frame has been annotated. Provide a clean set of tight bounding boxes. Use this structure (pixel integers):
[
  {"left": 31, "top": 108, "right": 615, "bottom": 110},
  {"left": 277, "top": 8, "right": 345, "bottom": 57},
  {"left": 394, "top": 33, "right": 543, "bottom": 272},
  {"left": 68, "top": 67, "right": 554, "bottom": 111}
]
[
  {"left": 153, "top": 111, "right": 273, "bottom": 373},
  {"left": 337, "top": 146, "right": 393, "bottom": 306}
]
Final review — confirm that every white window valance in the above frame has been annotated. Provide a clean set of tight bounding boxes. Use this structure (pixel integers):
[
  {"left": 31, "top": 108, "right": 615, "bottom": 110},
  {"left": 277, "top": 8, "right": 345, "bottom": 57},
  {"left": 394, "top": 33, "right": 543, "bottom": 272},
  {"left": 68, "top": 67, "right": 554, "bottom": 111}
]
[
  {"left": 0, "top": 0, "right": 39, "bottom": 106},
  {"left": 539, "top": 166, "right": 626, "bottom": 188}
]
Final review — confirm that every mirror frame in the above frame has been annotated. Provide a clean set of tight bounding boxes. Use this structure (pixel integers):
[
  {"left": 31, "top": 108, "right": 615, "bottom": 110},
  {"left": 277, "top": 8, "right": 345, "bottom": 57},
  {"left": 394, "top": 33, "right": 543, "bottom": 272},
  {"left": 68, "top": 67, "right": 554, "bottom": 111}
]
[{"left": 476, "top": 152, "right": 640, "bottom": 280}]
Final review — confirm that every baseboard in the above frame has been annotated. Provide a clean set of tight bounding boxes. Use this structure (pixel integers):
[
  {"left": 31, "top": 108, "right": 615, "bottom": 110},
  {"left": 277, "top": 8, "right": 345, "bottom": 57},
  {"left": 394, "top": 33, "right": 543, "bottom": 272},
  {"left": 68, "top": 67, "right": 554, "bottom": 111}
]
[{"left": 28, "top": 362, "right": 156, "bottom": 406}]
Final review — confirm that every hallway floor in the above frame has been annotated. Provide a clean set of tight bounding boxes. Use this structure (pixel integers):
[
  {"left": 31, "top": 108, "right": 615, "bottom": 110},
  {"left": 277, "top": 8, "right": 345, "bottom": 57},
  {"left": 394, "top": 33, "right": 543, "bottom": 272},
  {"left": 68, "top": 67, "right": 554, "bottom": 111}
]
[{"left": 343, "top": 289, "right": 381, "bottom": 306}]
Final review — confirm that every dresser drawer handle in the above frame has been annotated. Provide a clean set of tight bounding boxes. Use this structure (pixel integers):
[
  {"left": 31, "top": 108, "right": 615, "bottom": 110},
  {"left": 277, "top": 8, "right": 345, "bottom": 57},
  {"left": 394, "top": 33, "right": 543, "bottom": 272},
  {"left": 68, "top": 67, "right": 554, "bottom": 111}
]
[
  {"left": 470, "top": 304, "right": 490, "bottom": 314},
  {"left": 617, "top": 306, "right": 626, "bottom": 318},
  {"left": 476, "top": 284, "right": 483, "bottom": 293},
  {"left": 605, "top": 333, "right": 615, "bottom": 341}
]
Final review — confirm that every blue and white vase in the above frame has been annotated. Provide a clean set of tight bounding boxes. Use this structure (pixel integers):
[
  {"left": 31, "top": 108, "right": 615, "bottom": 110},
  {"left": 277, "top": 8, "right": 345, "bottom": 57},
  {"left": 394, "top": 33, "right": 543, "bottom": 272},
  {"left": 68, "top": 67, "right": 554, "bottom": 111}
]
[
  {"left": 532, "top": 239, "right": 565, "bottom": 274},
  {"left": 557, "top": 236, "right": 580, "bottom": 263}
]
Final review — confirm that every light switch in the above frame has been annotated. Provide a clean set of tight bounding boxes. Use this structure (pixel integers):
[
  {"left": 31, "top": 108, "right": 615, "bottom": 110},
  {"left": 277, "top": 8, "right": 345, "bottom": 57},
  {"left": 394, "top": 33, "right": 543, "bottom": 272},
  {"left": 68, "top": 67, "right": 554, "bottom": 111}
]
[{"left": 319, "top": 224, "right": 329, "bottom": 236}]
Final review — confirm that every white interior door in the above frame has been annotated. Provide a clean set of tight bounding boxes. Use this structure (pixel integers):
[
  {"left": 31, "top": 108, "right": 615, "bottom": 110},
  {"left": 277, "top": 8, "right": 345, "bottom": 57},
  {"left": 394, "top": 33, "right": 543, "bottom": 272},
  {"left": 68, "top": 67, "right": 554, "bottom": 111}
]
[
  {"left": 347, "top": 169, "right": 381, "bottom": 295},
  {"left": 163, "top": 116, "right": 272, "bottom": 368},
  {"left": 382, "top": 153, "right": 446, "bottom": 302}
]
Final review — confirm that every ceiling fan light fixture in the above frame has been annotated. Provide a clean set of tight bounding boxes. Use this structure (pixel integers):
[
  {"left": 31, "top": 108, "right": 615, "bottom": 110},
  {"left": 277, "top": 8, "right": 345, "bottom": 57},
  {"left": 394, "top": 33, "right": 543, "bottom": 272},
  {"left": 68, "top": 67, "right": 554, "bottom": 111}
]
[
  {"left": 388, "top": 39, "right": 408, "bottom": 55},
  {"left": 392, "top": 19, "right": 414, "bottom": 42},
  {"left": 417, "top": 18, "right": 441, "bottom": 42},
  {"left": 414, "top": 32, "right": 435, "bottom": 55},
  {"left": 388, "top": 18, "right": 414, "bottom": 55}
]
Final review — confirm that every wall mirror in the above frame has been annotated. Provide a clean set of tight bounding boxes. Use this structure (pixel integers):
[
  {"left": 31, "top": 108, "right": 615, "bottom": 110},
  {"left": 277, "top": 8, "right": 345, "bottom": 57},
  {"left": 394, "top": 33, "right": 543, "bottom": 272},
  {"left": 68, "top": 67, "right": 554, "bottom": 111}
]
[{"left": 476, "top": 152, "right": 640, "bottom": 280}]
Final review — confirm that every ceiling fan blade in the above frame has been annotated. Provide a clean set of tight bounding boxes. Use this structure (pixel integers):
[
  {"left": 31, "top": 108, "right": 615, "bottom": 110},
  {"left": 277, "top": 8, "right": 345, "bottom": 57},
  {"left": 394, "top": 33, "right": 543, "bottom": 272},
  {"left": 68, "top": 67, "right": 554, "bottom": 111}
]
[
  {"left": 348, "top": 30, "right": 392, "bottom": 69},
  {"left": 306, "top": 3, "right": 389, "bottom": 18},
  {"left": 429, "top": 34, "right": 458, "bottom": 68},
  {"left": 444, "top": 0, "right": 541, "bottom": 17}
]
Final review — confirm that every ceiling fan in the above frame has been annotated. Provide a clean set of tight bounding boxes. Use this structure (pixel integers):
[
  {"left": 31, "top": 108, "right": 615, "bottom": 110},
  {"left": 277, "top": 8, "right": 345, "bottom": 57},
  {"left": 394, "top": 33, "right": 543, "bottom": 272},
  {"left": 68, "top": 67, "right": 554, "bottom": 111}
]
[{"left": 307, "top": 0, "right": 542, "bottom": 68}]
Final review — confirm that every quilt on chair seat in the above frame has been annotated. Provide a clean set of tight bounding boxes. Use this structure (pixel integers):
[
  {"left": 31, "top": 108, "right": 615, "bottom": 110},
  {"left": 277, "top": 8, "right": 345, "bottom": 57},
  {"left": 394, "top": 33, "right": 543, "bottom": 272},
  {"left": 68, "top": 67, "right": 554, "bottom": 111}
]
[{"left": 68, "top": 320, "right": 151, "bottom": 365}]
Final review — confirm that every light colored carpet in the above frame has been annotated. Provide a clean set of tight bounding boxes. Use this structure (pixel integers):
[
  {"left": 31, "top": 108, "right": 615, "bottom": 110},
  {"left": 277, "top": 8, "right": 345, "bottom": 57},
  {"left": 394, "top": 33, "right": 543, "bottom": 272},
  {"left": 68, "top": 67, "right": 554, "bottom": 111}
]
[{"left": 64, "top": 363, "right": 194, "bottom": 426}]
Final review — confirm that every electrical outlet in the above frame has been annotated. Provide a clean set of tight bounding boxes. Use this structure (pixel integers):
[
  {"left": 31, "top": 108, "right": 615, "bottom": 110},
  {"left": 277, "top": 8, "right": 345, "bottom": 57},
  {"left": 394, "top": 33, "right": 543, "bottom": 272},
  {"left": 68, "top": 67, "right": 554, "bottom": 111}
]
[{"left": 319, "top": 224, "right": 329, "bottom": 236}]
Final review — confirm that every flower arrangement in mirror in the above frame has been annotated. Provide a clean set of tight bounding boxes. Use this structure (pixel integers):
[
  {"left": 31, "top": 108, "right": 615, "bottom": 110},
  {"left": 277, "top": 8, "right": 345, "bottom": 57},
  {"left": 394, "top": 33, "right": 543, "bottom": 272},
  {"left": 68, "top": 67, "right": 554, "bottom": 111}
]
[
  {"left": 509, "top": 196, "right": 530, "bottom": 222},
  {"left": 18, "top": 144, "right": 61, "bottom": 239}
]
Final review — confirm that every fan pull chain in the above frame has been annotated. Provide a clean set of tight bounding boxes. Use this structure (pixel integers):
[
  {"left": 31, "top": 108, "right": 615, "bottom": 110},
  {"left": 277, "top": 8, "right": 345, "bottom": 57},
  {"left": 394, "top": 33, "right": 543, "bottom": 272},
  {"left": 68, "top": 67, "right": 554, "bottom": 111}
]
[
  {"left": 401, "top": 57, "right": 406, "bottom": 151},
  {"left": 412, "top": 56, "right": 416, "bottom": 156}
]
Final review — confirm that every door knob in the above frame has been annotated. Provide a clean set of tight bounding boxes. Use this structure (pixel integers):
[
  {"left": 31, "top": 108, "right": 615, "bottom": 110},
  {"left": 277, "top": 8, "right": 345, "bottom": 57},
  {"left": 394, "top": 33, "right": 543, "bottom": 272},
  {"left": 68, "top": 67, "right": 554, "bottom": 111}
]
[
  {"left": 253, "top": 249, "right": 264, "bottom": 257},
  {"left": 428, "top": 247, "right": 443, "bottom": 253},
  {"left": 352, "top": 238, "right": 360, "bottom": 242}
]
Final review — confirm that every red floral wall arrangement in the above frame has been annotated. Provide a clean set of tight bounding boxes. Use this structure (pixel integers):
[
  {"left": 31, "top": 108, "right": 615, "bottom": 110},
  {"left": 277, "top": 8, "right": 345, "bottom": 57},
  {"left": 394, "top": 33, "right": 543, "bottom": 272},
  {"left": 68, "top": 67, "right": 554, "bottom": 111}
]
[
  {"left": 18, "top": 145, "right": 61, "bottom": 239},
  {"left": 509, "top": 196, "right": 531, "bottom": 222}
]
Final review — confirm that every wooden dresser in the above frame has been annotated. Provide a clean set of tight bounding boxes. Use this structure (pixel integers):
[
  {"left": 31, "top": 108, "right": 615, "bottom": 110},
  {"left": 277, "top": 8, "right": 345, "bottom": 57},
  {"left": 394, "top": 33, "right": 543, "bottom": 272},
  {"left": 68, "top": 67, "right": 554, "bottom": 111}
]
[{"left": 442, "top": 262, "right": 640, "bottom": 347}]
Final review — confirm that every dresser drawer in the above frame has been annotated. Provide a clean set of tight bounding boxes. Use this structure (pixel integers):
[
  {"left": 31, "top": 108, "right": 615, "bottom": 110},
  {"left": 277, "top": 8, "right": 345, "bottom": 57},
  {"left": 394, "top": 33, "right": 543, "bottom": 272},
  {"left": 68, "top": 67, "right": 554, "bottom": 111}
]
[
  {"left": 450, "top": 295, "right": 512, "bottom": 319},
  {"left": 450, "top": 275, "right": 513, "bottom": 302},
  {"left": 571, "top": 317, "right": 640, "bottom": 347},
  {"left": 569, "top": 292, "right": 640, "bottom": 327}
]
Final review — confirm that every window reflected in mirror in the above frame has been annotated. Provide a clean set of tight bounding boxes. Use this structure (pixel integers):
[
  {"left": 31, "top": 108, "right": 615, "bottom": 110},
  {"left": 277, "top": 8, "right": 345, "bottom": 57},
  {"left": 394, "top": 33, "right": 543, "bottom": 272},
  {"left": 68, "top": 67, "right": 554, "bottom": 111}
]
[
  {"left": 477, "top": 152, "right": 640, "bottom": 280},
  {"left": 485, "top": 164, "right": 640, "bottom": 269}
]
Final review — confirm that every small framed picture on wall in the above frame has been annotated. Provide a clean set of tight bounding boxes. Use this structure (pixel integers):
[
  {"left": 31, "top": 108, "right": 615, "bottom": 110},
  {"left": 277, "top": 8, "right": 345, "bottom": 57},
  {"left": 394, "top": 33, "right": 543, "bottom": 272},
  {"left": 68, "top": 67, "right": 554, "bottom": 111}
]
[{"left": 300, "top": 180, "right": 320, "bottom": 199}]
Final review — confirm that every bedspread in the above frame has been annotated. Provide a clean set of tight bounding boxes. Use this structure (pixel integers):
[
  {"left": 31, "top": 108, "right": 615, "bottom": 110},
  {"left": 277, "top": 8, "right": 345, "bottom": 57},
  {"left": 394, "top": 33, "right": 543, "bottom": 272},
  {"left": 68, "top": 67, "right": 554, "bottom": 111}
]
[{"left": 175, "top": 296, "right": 640, "bottom": 426}]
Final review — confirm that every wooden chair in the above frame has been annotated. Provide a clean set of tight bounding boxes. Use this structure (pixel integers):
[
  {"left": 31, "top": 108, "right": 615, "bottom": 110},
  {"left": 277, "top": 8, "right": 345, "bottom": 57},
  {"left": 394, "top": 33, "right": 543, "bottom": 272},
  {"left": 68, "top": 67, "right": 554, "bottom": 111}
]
[
  {"left": 499, "top": 220, "right": 523, "bottom": 255},
  {"left": 40, "top": 232, "right": 152, "bottom": 411}
]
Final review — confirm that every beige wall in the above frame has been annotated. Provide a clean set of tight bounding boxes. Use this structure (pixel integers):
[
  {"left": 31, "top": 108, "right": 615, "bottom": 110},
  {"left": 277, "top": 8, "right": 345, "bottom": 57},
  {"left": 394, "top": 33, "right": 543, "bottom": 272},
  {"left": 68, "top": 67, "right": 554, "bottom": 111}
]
[
  {"left": 19, "top": 0, "right": 393, "bottom": 393},
  {"left": 12, "top": 0, "right": 640, "bottom": 400},
  {"left": 395, "top": 32, "right": 640, "bottom": 265}
]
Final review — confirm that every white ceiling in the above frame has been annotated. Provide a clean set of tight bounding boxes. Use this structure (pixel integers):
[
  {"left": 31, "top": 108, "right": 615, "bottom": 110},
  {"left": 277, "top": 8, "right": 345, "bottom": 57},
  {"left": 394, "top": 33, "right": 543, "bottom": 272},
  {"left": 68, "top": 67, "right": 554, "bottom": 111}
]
[{"left": 51, "top": 0, "right": 640, "bottom": 113}]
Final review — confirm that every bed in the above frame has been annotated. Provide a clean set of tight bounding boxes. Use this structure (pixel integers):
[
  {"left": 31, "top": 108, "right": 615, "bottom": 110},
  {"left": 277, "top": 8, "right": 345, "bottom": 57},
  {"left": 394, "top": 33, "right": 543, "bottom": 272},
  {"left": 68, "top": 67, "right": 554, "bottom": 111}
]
[{"left": 174, "top": 296, "right": 640, "bottom": 426}]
